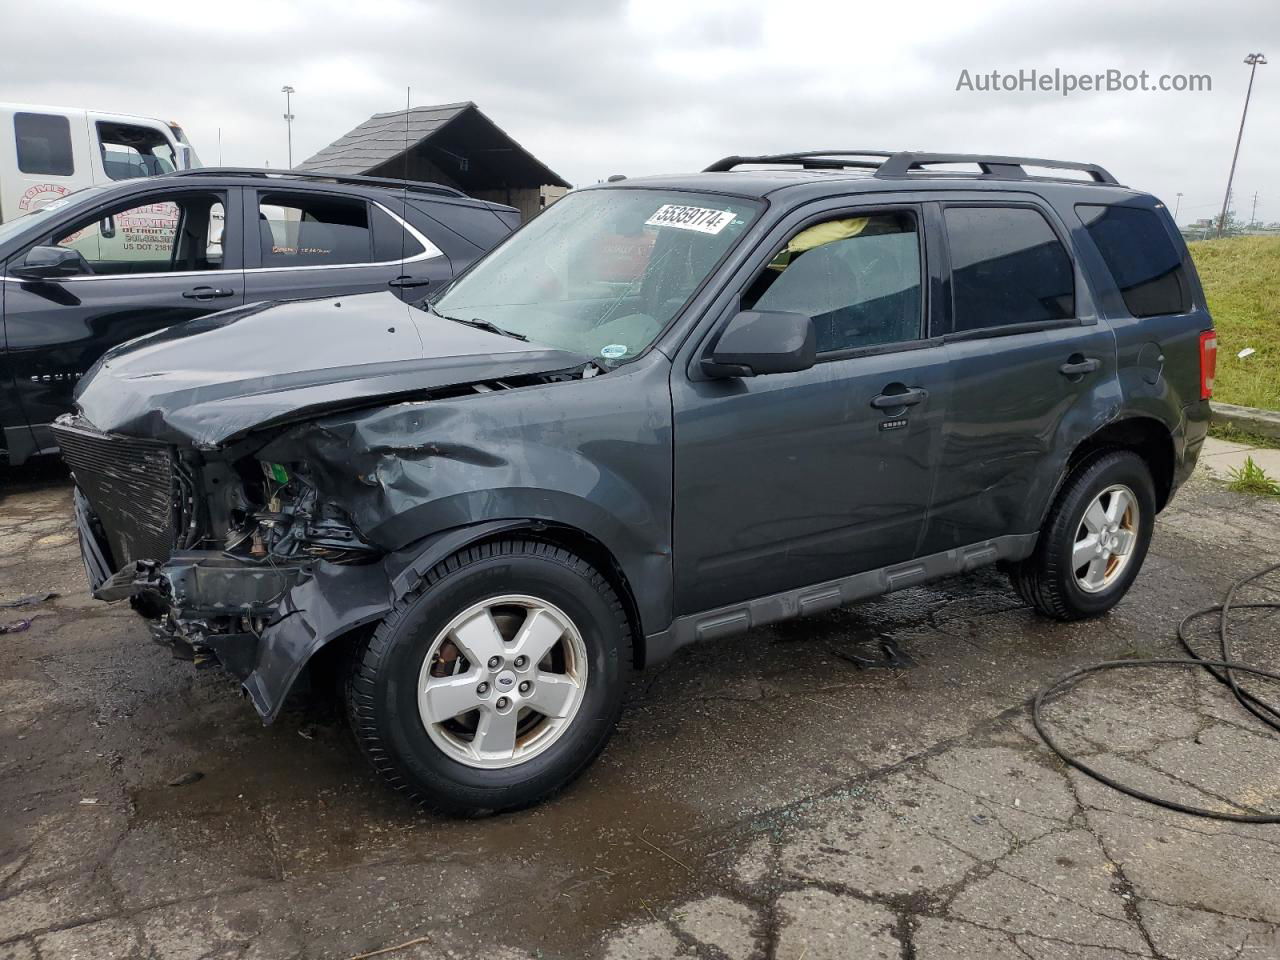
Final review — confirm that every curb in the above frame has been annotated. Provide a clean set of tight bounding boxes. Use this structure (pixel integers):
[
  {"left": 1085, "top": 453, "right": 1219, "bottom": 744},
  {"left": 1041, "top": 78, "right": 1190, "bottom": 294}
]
[{"left": 1211, "top": 401, "right": 1280, "bottom": 440}]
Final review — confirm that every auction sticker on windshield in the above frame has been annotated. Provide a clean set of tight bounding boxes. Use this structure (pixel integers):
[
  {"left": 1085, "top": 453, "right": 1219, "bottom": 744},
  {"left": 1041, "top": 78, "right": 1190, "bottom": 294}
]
[{"left": 645, "top": 204, "right": 736, "bottom": 235}]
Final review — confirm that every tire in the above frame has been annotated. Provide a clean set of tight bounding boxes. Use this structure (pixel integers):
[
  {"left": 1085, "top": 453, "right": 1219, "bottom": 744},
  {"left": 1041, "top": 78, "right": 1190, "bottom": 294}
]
[
  {"left": 1009, "top": 450, "right": 1156, "bottom": 621},
  {"left": 346, "top": 539, "right": 631, "bottom": 815}
]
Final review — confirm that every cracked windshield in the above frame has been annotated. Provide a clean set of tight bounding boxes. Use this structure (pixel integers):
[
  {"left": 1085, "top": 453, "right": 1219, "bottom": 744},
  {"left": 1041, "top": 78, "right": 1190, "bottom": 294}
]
[{"left": 428, "top": 188, "right": 761, "bottom": 362}]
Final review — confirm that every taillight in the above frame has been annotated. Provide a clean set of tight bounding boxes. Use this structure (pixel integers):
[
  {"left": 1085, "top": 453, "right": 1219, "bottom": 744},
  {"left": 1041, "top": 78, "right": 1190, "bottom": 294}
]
[{"left": 1199, "top": 330, "right": 1217, "bottom": 399}]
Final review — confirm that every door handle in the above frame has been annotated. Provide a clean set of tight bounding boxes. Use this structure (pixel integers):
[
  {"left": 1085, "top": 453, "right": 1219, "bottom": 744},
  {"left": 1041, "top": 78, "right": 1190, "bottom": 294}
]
[
  {"left": 1059, "top": 356, "right": 1101, "bottom": 377},
  {"left": 183, "top": 286, "right": 234, "bottom": 301},
  {"left": 388, "top": 275, "right": 432, "bottom": 289},
  {"left": 871, "top": 386, "right": 928, "bottom": 410}
]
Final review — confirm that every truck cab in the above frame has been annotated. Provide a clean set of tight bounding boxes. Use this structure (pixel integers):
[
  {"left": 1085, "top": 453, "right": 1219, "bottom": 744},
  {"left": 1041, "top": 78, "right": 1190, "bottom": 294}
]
[{"left": 0, "top": 103, "right": 199, "bottom": 225}]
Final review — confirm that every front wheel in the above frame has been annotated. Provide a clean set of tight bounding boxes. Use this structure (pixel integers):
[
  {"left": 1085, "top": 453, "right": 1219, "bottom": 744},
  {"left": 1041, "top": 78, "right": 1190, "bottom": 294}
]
[
  {"left": 1009, "top": 450, "right": 1156, "bottom": 620},
  {"left": 346, "top": 540, "right": 631, "bottom": 814}
]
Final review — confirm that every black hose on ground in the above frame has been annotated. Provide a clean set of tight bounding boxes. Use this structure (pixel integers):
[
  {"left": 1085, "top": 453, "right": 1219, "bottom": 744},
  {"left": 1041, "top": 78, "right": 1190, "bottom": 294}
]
[{"left": 1032, "top": 560, "right": 1280, "bottom": 823}]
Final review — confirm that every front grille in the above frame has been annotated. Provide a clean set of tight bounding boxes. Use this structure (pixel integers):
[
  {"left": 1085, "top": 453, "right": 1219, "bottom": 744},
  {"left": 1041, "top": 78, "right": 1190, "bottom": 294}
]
[{"left": 53, "top": 420, "right": 177, "bottom": 568}]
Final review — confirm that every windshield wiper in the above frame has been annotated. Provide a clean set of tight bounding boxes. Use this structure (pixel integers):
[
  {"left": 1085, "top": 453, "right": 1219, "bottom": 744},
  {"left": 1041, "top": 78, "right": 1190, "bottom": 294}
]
[{"left": 423, "top": 302, "right": 529, "bottom": 341}]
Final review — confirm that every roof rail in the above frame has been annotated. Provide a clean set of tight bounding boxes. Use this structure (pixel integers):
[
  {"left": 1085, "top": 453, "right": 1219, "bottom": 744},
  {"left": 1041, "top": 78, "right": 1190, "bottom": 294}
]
[
  {"left": 704, "top": 150, "right": 1118, "bottom": 185},
  {"left": 166, "top": 167, "right": 469, "bottom": 198},
  {"left": 875, "top": 152, "right": 1118, "bottom": 184},
  {"left": 704, "top": 151, "right": 895, "bottom": 172}
]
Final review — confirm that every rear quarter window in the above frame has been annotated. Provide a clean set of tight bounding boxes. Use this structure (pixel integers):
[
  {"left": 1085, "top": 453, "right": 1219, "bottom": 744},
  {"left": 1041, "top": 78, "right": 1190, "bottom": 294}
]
[
  {"left": 14, "top": 112, "right": 74, "bottom": 176},
  {"left": 1076, "top": 204, "right": 1192, "bottom": 317},
  {"left": 410, "top": 199, "right": 512, "bottom": 252}
]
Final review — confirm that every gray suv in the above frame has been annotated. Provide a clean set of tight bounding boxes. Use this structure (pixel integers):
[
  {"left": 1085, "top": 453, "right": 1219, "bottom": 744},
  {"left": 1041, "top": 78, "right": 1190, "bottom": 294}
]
[{"left": 59, "top": 151, "right": 1214, "bottom": 814}]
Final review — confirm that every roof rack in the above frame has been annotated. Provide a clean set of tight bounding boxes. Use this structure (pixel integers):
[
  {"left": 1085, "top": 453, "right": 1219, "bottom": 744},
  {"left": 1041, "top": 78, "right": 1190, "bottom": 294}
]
[
  {"left": 704, "top": 151, "right": 895, "bottom": 172},
  {"left": 166, "top": 167, "right": 469, "bottom": 199},
  {"left": 704, "top": 151, "right": 1118, "bottom": 185}
]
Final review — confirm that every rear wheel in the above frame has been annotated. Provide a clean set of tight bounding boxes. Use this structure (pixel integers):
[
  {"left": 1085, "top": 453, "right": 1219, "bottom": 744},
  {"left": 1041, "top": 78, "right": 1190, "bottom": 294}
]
[
  {"left": 346, "top": 539, "right": 630, "bottom": 814},
  {"left": 1010, "top": 450, "right": 1156, "bottom": 620}
]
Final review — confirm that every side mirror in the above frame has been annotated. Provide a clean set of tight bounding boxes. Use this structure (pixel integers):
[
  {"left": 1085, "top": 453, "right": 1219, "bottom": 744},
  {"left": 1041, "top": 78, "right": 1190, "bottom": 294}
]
[
  {"left": 11, "top": 245, "right": 89, "bottom": 280},
  {"left": 100, "top": 214, "right": 116, "bottom": 239},
  {"left": 175, "top": 144, "right": 194, "bottom": 170},
  {"left": 702, "top": 309, "right": 816, "bottom": 378}
]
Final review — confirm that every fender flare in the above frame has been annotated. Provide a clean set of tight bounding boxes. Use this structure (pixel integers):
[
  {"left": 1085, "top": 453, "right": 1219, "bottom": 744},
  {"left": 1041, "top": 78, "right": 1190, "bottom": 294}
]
[{"left": 243, "top": 519, "right": 530, "bottom": 722}]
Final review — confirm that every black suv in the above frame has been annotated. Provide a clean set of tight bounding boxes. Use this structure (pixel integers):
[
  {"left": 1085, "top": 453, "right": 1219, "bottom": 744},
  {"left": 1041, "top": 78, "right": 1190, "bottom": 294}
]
[
  {"left": 60, "top": 151, "right": 1214, "bottom": 814},
  {"left": 0, "top": 168, "right": 518, "bottom": 464}
]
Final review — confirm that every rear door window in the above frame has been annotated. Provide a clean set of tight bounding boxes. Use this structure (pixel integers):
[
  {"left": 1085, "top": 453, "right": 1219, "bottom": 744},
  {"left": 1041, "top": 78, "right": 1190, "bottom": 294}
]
[
  {"left": 257, "top": 192, "right": 372, "bottom": 267},
  {"left": 1076, "top": 204, "right": 1192, "bottom": 317},
  {"left": 15, "top": 112, "right": 75, "bottom": 176},
  {"left": 944, "top": 206, "right": 1075, "bottom": 332}
]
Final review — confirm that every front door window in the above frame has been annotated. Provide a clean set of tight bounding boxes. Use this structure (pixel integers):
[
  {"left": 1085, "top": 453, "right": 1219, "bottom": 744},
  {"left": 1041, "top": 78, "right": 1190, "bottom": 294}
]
[{"left": 52, "top": 192, "right": 226, "bottom": 275}]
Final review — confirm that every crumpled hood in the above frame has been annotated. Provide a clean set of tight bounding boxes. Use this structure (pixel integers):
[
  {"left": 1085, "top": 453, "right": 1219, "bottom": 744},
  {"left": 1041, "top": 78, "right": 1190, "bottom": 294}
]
[{"left": 72, "top": 292, "right": 589, "bottom": 448}]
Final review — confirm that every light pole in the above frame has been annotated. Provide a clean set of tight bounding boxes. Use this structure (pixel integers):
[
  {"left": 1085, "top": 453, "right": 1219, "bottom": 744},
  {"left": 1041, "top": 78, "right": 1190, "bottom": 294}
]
[
  {"left": 281, "top": 85, "right": 296, "bottom": 169},
  {"left": 1174, "top": 192, "right": 1183, "bottom": 223},
  {"left": 1217, "top": 53, "right": 1267, "bottom": 237}
]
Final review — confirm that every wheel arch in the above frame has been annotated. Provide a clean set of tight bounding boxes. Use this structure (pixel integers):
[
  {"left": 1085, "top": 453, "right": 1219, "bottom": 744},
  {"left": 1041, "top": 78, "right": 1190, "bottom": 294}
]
[
  {"left": 252, "top": 518, "right": 651, "bottom": 721},
  {"left": 449, "top": 521, "right": 648, "bottom": 671},
  {"left": 1057, "top": 416, "right": 1177, "bottom": 518}
]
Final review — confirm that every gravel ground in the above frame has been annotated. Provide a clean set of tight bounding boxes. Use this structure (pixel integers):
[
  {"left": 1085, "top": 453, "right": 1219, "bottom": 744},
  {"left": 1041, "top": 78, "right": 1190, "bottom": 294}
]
[{"left": 2, "top": 460, "right": 1279, "bottom": 960}]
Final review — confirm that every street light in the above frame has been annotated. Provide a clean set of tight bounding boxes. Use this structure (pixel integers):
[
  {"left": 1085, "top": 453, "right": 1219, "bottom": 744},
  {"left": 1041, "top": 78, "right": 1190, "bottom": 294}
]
[
  {"left": 281, "top": 85, "right": 296, "bottom": 169},
  {"left": 1217, "top": 53, "right": 1267, "bottom": 238},
  {"left": 1174, "top": 192, "right": 1183, "bottom": 223}
]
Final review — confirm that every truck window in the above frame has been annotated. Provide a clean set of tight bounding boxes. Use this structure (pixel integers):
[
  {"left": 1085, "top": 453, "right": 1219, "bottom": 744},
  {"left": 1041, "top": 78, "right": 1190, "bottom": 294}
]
[
  {"left": 53, "top": 192, "right": 225, "bottom": 275},
  {"left": 15, "top": 113, "right": 75, "bottom": 176},
  {"left": 743, "top": 212, "right": 923, "bottom": 353},
  {"left": 258, "top": 193, "right": 372, "bottom": 267},
  {"left": 944, "top": 206, "right": 1075, "bottom": 331},
  {"left": 1076, "top": 204, "right": 1192, "bottom": 318},
  {"left": 96, "top": 122, "right": 179, "bottom": 180}
]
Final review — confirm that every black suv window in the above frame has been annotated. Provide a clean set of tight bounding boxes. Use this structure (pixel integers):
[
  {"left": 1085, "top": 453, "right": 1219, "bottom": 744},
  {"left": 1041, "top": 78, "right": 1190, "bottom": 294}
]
[
  {"left": 53, "top": 192, "right": 226, "bottom": 275},
  {"left": 370, "top": 204, "right": 424, "bottom": 262},
  {"left": 1077, "top": 204, "right": 1191, "bottom": 317},
  {"left": 744, "top": 212, "right": 922, "bottom": 353},
  {"left": 258, "top": 193, "right": 371, "bottom": 267},
  {"left": 15, "top": 112, "right": 74, "bottom": 176},
  {"left": 945, "top": 206, "right": 1074, "bottom": 332}
]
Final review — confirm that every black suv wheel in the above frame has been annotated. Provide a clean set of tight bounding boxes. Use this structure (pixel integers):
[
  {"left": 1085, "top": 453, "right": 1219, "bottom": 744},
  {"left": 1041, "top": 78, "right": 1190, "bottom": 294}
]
[
  {"left": 1010, "top": 450, "right": 1156, "bottom": 620},
  {"left": 346, "top": 539, "right": 631, "bottom": 814}
]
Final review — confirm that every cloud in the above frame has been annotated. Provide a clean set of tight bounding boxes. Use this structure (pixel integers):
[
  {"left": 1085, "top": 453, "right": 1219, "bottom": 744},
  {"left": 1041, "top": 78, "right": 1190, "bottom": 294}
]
[{"left": 1, "top": 0, "right": 1275, "bottom": 221}]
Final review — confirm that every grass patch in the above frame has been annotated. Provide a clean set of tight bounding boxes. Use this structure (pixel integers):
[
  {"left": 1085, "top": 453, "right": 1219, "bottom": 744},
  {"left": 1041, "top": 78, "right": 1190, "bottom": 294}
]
[
  {"left": 1189, "top": 236, "right": 1280, "bottom": 411},
  {"left": 1208, "top": 422, "right": 1280, "bottom": 451},
  {"left": 1226, "top": 456, "right": 1280, "bottom": 497}
]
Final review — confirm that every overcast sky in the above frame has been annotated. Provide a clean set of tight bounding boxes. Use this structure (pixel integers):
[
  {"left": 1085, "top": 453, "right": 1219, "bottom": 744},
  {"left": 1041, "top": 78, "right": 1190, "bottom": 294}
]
[{"left": 3, "top": 0, "right": 1276, "bottom": 226}]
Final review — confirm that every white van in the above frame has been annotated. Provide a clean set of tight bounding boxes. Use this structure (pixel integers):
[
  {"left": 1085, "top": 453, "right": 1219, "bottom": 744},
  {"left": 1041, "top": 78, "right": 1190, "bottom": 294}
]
[{"left": 0, "top": 103, "right": 200, "bottom": 225}]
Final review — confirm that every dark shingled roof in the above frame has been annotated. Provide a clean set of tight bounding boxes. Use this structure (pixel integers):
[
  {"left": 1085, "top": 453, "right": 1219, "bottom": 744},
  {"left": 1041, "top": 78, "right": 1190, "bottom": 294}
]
[{"left": 297, "top": 101, "right": 570, "bottom": 190}]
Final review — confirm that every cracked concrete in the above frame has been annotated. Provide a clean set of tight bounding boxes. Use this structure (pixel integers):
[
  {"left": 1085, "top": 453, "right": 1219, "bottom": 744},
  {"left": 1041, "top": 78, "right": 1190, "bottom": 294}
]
[{"left": 2, "top": 460, "right": 1280, "bottom": 959}]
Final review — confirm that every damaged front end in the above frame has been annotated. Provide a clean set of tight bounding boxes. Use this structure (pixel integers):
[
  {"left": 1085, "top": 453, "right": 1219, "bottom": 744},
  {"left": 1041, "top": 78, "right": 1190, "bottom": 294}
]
[
  {"left": 58, "top": 414, "right": 391, "bottom": 717},
  {"left": 53, "top": 356, "right": 627, "bottom": 721}
]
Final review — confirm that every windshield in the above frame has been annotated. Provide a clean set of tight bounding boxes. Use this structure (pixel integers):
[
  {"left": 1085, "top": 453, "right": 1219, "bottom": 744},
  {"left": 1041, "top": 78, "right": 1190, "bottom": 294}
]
[
  {"left": 429, "top": 188, "right": 761, "bottom": 363},
  {"left": 0, "top": 185, "right": 112, "bottom": 247}
]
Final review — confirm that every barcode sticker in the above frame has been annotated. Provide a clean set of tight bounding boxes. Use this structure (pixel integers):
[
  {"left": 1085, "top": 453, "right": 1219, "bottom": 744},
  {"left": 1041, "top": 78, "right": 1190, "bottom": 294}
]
[{"left": 644, "top": 204, "right": 736, "bottom": 234}]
